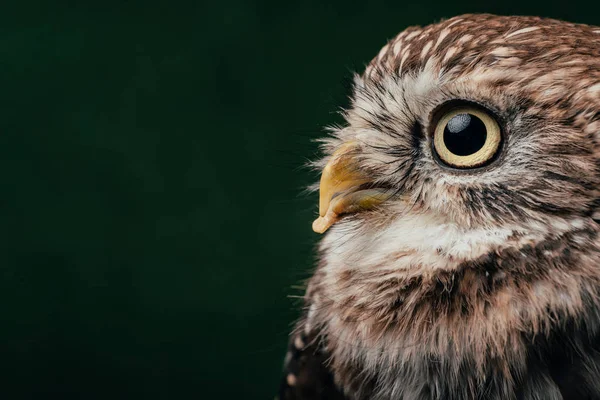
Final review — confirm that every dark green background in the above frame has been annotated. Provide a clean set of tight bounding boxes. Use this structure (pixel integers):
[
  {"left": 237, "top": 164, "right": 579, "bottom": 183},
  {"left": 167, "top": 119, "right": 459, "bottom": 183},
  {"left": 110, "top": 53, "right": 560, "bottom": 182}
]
[{"left": 0, "top": 1, "right": 596, "bottom": 398}]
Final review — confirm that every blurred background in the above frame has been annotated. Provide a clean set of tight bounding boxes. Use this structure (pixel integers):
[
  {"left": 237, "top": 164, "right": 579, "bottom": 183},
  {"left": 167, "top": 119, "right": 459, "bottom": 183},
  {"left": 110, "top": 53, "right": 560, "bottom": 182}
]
[{"left": 0, "top": 1, "right": 596, "bottom": 398}]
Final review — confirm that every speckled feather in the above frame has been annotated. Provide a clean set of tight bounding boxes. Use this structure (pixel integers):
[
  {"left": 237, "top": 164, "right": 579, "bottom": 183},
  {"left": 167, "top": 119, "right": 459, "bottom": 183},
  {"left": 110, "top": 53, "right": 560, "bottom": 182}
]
[{"left": 280, "top": 14, "right": 600, "bottom": 400}]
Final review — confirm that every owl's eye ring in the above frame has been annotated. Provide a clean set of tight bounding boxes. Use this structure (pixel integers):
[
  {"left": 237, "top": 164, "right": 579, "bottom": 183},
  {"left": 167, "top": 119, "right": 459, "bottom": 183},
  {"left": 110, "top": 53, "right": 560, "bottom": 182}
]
[{"left": 432, "top": 106, "right": 502, "bottom": 169}]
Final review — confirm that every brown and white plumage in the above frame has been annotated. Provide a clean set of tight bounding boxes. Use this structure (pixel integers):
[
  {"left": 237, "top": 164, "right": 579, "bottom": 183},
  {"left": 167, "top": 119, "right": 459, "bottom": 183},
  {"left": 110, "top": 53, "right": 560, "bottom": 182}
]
[{"left": 279, "top": 14, "right": 600, "bottom": 400}]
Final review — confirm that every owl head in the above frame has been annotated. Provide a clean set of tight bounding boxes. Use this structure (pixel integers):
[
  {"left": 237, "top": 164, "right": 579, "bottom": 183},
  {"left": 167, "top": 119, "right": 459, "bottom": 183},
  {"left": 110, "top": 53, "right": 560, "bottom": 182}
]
[{"left": 313, "top": 14, "right": 600, "bottom": 273}]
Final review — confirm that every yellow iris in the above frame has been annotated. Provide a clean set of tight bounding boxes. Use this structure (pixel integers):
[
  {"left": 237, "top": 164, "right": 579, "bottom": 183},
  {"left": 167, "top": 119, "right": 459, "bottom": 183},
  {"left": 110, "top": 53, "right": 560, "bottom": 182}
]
[{"left": 433, "top": 106, "right": 501, "bottom": 168}]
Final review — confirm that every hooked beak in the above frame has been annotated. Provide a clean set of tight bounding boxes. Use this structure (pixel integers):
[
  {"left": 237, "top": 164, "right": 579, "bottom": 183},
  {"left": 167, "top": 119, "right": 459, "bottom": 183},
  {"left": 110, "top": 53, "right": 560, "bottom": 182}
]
[{"left": 312, "top": 142, "right": 393, "bottom": 234}]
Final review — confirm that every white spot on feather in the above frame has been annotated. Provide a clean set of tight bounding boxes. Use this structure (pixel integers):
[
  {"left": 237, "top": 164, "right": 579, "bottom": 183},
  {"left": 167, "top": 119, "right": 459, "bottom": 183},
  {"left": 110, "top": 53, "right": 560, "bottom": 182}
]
[
  {"left": 377, "top": 43, "right": 389, "bottom": 61},
  {"left": 490, "top": 47, "right": 514, "bottom": 57},
  {"left": 446, "top": 19, "right": 464, "bottom": 28},
  {"left": 506, "top": 26, "right": 540, "bottom": 38},
  {"left": 404, "top": 30, "right": 421, "bottom": 41},
  {"left": 392, "top": 40, "right": 403, "bottom": 56},
  {"left": 457, "top": 34, "right": 474, "bottom": 44},
  {"left": 294, "top": 336, "right": 305, "bottom": 349},
  {"left": 442, "top": 46, "right": 458, "bottom": 63},
  {"left": 398, "top": 50, "right": 411, "bottom": 74},
  {"left": 286, "top": 374, "right": 297, "bottom": 386},
  {"left": 433, "top": 28, "right": 450, "bottom": 50},
  {"left": 588, "top": 83, "right": 600, "bottom": 94},
  {"left": 420, "top": 40, "right": 433, "bottom": 59}
]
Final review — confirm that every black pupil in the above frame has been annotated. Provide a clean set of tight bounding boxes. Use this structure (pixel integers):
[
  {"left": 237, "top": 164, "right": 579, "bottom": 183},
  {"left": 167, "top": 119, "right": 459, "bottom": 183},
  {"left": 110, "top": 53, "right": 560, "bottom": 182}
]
[{"left": 443, "top": 113, "right": 487, "bottom": 156}]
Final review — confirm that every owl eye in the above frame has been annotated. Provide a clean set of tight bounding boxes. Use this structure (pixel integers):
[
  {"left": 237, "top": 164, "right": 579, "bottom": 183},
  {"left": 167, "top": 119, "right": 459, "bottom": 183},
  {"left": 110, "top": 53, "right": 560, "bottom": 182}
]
[{"left": 432, "top": 106, "right": 502, "bottom": 169}]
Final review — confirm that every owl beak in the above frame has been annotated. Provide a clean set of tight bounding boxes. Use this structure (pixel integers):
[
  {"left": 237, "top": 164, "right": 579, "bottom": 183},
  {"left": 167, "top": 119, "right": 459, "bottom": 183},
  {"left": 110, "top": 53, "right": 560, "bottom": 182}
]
[{"left": 312, "top": 142, "right": 392, "bottom": 234}]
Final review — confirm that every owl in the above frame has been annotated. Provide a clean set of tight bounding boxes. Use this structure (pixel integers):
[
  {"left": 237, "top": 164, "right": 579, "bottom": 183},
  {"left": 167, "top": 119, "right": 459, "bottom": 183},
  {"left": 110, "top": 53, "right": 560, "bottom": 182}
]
[{"left": 277, "top": 13, "right": 600, "bottom": 400}]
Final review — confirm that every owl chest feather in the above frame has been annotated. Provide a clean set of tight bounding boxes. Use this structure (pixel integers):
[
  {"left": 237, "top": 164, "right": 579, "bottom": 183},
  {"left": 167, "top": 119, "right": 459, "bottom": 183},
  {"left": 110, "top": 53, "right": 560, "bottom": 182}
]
[{"left": 304, "top": 217, "right": 600, "bottom": 399}]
